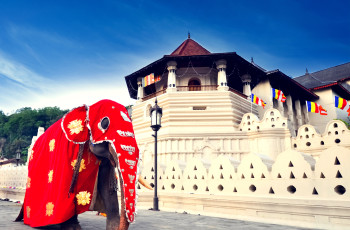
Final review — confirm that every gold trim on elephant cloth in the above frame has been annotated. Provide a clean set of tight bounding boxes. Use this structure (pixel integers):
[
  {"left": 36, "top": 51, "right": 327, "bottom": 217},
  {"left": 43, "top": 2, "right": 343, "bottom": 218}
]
[
  {"left": 29, "top": 149, "right": 34, "bottom": 161},
  {"left": 49, "top": 139, "right": 55, "bottom": 152},
  {"left": 76, "top": 191, "right": 91, "bottom": 206},
  {"left": 48, "top": 170, "right": 53, "bottom": 183},
  {"left": 26, "top": 177, "right": 31, "bottom": 188},
  {"left": 67, "top": 119, "right": 84, "bottom": 135},
  {"left": 46, "top": 202, "right": 54, "bottom": 216},
  {"left": 71, "top": 159, "right": 86, "bottom": 172},
  {"left": 26, "top": 206, "right": 30, "bottom": 218}
]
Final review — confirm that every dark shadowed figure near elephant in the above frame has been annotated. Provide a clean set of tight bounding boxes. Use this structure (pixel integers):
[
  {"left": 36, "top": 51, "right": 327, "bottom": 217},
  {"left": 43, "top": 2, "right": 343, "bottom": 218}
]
[{"left": 15, "top": 100, "right": 146, "bottom": 230}]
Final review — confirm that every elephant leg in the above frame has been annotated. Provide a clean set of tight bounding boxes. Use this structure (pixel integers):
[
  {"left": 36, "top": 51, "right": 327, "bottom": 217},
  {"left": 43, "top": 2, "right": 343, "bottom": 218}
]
[
  {"left": 98, "top": 159, "right": 120, "bottom": 230},
  {"left": 61, "top": 215, "right": 81, "bottom": 230}
]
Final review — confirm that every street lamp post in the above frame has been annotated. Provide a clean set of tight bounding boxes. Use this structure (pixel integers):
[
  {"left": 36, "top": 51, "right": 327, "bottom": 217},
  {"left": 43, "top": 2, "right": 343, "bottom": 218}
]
[
  {"left": 16, "top": 149, "right": 21, "bottom": 166},
  {"left": 150, "top": 98, "right": 162, "bottom": 211}
]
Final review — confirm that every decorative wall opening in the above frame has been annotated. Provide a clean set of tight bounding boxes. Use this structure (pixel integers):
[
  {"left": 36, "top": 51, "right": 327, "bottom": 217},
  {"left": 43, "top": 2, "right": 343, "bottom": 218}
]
[
  {"left": 218, "top": 185, "right": 224, "bottom": 191},
  {"left": 249, "top": 184, "right": 256, "bottom": 192},
  {"left": 336, "top": 170, "right": 342, "bottom": 178},
  {"left": 334, "top": 185, "right": 346, "bottom": 195},
  {"left": 287, "top": 185, "right": 296, "bottom": 194},
  {"left": 335, "top": 157, "right": 341, "bottom": 165}
]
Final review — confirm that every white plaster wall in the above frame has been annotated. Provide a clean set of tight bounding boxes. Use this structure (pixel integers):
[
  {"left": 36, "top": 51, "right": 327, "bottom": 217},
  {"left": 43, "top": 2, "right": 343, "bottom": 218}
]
[
  {"left": 251, "top": 79, "right": 273, "bottom": 118},
  {"left": 311, "top": 88, "right": 337, "bottom": 132},
  {"left": 176, "top": 67, "right": 217, "bottom": 87}
]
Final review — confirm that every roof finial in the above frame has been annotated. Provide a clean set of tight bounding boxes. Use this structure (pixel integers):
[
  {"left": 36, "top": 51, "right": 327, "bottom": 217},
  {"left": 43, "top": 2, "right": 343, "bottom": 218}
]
[
  {"left": 305, "top": 68, "right": 309, "bottom": 75},
  {"left": 188, "top": 32, "right": 190, "bottom": 39}
]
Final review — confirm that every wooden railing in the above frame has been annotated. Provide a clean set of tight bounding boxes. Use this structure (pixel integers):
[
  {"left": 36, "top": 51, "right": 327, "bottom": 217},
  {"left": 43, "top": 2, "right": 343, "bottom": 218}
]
[
  {"left": 177, "top": 85, "right": 218, "bottom": 92},
  {"left": 141, "top": 85, "right": 248, "bottom": 101},
  {"left": 229, "top": 87, "right": 248, "bottom": 99},
  {"left": 142, "top": 88, "right": 167, "bottom": 101}
]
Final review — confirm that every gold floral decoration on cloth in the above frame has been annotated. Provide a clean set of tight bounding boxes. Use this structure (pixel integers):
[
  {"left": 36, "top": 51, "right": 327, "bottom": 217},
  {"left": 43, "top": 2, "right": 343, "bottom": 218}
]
[
  {"left": 48, "top": 170, "right": 53, "bottom": 183},
  {"left": 71, "top": 159, "right": 86, "bottom": 172},
  {"left": 29, "top": 149, "right": 34, "bottom": 161},
  {"left": 67, "top": 119, "right": 84, "bottom": 135},
  {"left": 46, "top": 202, "right": 54, "bottom": 216},
  {"left": 26, "top": 206, "right": 30, "bottom": 218},
  {"left": 27, "top": 177, "right": 31, "bottom": 189},
  {"left": 76, "top": 191, "right": 91, "bottom": 206},
  {"left": 49, "top": 139, "right": 55, "bottom": 152}
]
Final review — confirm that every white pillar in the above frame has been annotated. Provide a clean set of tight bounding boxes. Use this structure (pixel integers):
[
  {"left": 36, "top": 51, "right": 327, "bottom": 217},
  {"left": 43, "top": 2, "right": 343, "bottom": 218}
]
[
  {"left": 137, "top": 77, "right": 144, "bottom": 101},
  {"left": 241, "top": 74, "right": 252, "bottom": 96},
  {"left": 167, "top": 61, "right": 177, "bottom": 92},
  {"left": 295, "top": 100, "right": 303, "bottom": 128},
  {"left": 302, "top": 102, "right": 310, "bottom": 124},
  {"left": 278, "top": 100, "right": 284, "bottom": 115},
  {"left": 216, "top": 59, "right": 228, "bottom": 91},
  {"left": 286, "top": 95, "right": 295, "bottom": 135}
]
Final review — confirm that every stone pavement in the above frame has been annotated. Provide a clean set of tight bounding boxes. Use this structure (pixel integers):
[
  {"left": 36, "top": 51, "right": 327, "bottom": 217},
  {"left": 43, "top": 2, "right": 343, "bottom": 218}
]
[{"left": 0, "top": 200, "right": 312, "bottom": 230}]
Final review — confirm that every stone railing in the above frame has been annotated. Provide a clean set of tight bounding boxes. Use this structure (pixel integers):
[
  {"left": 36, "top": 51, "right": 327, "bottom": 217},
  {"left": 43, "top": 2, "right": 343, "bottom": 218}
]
[{"left": 0, "top": 164, "right": 28, "bottom": 189}]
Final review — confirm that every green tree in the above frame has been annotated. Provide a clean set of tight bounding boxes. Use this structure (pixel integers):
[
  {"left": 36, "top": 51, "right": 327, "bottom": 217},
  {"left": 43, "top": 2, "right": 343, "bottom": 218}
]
[{"left": 0, "top": 107, "right": 68, "bottom": 160}]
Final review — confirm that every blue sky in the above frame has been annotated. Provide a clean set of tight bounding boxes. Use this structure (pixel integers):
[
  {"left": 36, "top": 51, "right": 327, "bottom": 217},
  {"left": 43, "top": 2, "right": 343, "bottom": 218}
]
[{"left": 0, "top": 0, "right": 349, "bottom": 114}]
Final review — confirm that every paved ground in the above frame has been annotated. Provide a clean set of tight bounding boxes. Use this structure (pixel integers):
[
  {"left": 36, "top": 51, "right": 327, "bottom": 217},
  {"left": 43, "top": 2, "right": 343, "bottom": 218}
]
[{"left": 0, "top": 200, "right": 311, "bottom": 230}]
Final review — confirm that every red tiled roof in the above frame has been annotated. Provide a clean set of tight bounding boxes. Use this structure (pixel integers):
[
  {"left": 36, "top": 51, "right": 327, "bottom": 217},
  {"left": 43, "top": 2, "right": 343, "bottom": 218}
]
[{"left": 170, "top": 38, "right": 211, "bottom": 56}]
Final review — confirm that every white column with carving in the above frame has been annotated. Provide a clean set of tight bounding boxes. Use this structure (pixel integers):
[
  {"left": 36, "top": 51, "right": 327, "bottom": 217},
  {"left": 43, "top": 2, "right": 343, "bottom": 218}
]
[
  {"left": 167, "top": 61, "right": 177, "bottom": 92},
  {"left": 241, "top": 74, "right": 252, "bottom": 96},
  {"left": 216, "top": 59, "right": 228, "bottom": 91},
  {"left": 136, "top": 77, "right": 144, "bottom": 101}
]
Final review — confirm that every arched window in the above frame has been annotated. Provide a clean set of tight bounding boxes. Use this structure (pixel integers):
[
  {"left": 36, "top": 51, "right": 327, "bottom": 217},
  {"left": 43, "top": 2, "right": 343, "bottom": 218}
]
[{"left": 188, "top": 78, "right": 201, "bottom": 91}]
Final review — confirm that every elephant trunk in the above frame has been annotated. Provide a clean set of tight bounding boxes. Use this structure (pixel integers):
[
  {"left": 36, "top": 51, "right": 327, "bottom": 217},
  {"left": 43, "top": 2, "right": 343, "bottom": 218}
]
[{"left": 118, "top": 170, "right": 130, "bottom": 230}]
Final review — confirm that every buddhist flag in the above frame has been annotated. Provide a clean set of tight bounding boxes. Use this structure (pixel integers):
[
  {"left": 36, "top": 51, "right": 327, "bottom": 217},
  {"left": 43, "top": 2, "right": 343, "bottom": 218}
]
[
  {"left": 272, "top": 88, "right": 286, "bottom": 103},
  {"left": 335, "top": 96, "right": 350, "bottom": 116},
  {"left": 251, "top": 94, "right": 266, "bottom": 108},
  {"left": 155, "top": 75, "right": 161, "bottom": 83},
  {"left": 306, "top": 101, "right": 327, "bottom": 115},
  {"left": 144, "top": 73, "right": 155, "bottom": 87}
]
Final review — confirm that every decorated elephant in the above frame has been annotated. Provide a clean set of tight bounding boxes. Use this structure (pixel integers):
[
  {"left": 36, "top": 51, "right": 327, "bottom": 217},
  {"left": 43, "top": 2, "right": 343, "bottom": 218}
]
[{"left": 15, "top": 99, "right": 144, "bottom": 230}]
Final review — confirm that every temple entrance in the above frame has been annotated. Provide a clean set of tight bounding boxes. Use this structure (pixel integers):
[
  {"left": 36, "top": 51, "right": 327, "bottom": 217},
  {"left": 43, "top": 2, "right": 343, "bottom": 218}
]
[{"left": 188, "top": 78, "right": 201, "bottom": 91}]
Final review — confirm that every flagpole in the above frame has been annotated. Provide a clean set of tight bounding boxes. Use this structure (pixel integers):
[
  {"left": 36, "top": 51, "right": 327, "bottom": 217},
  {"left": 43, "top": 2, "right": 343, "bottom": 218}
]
[{"left": 250, "top": 95, "right": 253, "bottom": 114}]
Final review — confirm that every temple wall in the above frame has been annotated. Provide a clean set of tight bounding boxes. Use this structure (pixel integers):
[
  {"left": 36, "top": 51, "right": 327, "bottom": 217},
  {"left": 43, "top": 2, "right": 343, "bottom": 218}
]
[
  {"left": 136, "top": 146, "right": 350, "bottom": 229},
  {"left": 1, "top": 108, "right": 350, "bottom": 228}
]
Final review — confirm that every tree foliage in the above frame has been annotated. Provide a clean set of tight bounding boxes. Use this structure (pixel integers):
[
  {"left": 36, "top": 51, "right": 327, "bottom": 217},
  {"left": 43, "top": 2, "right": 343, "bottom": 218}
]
[{"left": 0, "top": 107, "right": 68, "bottom": 160}]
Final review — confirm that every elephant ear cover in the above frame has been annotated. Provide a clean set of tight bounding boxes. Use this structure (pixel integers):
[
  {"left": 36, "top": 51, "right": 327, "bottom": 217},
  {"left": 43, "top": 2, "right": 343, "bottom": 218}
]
[
  {"left": 61, "top": 105, "right": 90, "bottom": 143},
  {"left": 88, "top": 99, "right": 140, "bottom": 223}
]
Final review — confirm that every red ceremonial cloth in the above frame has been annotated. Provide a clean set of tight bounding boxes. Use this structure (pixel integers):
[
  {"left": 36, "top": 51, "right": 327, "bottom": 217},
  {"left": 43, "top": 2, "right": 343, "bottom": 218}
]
[{"left": 23, "top": 100, "right": 139, "bottom": 227}]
